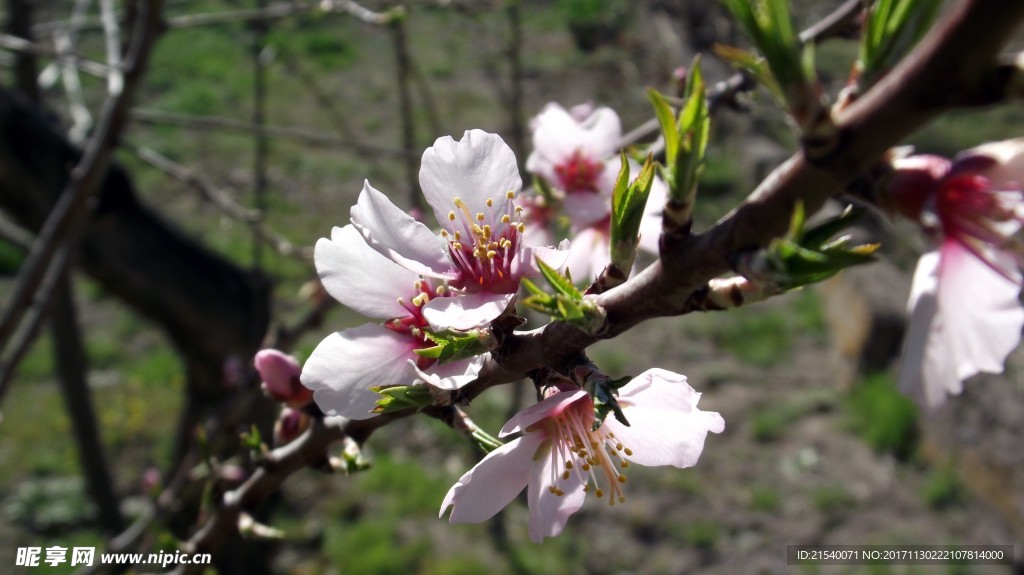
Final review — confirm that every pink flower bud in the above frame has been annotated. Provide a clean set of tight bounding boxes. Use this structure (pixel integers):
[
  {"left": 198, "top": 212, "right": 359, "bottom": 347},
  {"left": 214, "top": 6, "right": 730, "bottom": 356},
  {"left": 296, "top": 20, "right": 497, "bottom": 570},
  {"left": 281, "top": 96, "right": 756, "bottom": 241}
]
[
  {"left": 884, "top": 154, "right": 951, "bottom": 220},
  {"left": 255, "top": 349, "right": 312, "bottom": 407},
  {"left": 274, "top": 407, "right": 310, "bottom": 446}
]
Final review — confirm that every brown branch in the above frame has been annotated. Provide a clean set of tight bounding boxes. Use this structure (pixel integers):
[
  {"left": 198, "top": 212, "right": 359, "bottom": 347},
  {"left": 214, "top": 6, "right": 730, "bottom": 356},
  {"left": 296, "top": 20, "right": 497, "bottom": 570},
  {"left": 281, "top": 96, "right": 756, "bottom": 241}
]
[
  {"left": 391, "top": 17, "right": 423, "bottom": 210},
  {"left": 455, "top": 0, "right": 1024, "bottom": 400}
]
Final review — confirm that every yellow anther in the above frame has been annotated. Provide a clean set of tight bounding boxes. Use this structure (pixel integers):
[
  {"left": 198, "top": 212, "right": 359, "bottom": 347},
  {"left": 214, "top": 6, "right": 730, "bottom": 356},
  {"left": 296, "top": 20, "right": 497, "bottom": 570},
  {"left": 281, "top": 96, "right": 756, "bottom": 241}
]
[
  {"left": 448, "top": 211, "right": 456, "bottom": 221},
  {"left": 548, "top": 486, "right": 557, "bottom": 494},
  {"left": 476, "top": 212, "right": 485, "bottom": 221},
  {"left": 452, "top": 242, "right": 463, "bottom": 250},
  {"left": 515, "top": 205, "right": 524, "bottom": 213},
  {"left": 583, "top": 485, "right": 591, "bottom": 493},
  {"left": 517, "top": 223, "right": 526, "bottom": 233},
  {"left": 620, "top": 461, "right": 629, "bottom": 468},
  {"left": 454, "top": 231, "right": 461, "bottom": 240},
  {"left": 486, "top": 198, "right": 494, "bottom": 207},
  {"left": 616, "top": 443, "right": 623, "bottom": 451},
  {"left": 618, "top": 496, "right": 626, "bottom": 503},
  {"left": 618, "top": 475, "right": 627, "bottom": 483},
  {"left": 482, "top": 225, "right": 491, "bottom": 239},
  {"left": 623, "top": 448, "right": 633, "bottom": 456},
  {"left": 486, "top": 250, "right": 497, "bottom": 259},
  {"left": 501, "top": 214, "right": 511, "bottom": 223},
  {"left": 396, "top": 297, "right": 405, "bottom": 305},
  {"left": 505, "top": 190, "right": 515, "bottom": 199},
  {"left": 581, "top": 463, "right": 591, "bottom": 471},
  {"left": 594, "top": 489, "right": 604, "bottom": 498},
  {"left": 440, "top": 230, "right": 448, "bottom": 237},
  {"left": 435, "top": 285, "right": 446, "bottom": 296},
  {"left": 562, "top": 470, "right": 570, "bottom": 480},
  {"left": 565, "top": 461, "right": 573, "bottom": 469},
  {"left": 453, "top": 197, "right": 465, "bottom": 207},
  {"left": 555, "top": 489, "right": 564, "bottom": 496}
]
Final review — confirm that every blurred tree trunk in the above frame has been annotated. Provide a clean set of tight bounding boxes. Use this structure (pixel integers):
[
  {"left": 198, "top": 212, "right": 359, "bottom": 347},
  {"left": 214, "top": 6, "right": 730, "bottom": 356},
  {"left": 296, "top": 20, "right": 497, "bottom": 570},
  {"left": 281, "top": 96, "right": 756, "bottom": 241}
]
[{"left": 0, "top": 85, "right": 272, "bottom": 442}]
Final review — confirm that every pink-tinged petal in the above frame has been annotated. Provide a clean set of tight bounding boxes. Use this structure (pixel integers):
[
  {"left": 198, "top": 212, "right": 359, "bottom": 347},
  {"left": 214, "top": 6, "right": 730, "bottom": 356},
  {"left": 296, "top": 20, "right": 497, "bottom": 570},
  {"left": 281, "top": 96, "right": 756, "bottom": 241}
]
[
  {"left": 563, "top": 193, "right": 611, "bottom": 229},
  {"left": 529, "top": 103, "right": 586, "bottom": 172},
  {"left": 441, "top": 432, "right": 544, "bottom": 523},
  {"left": 936, "top": 240, "right": 1023, "bottom": 381},
  {"left": 526, "top": 447, "right": 587, "bottom": 543},
  {"left": 301, "top": 324, "right": 419, "bottom": 420},
  {"left": 604, "top": 407, "right": 723, "bottom": 469},
  {"left": 350, "top": 181, "right": 453, "bottom": 279},
  {"left": 563, "top": 226, "right": 609, "bottom": 283},
  {"left": 899, "top": 242, "right": 1024, "bottom": 408},
  {"left": 422, "top": 292, "right": 514, "bottom": 331},
  {"left": 500, "top": 390, "right": 588, "bottom": 437},
  {"left": 957, "top": 138, "right": 1024, "bottom": 188},
  {"left": 315, "top": 225, "right": 420, "bottom": 319},
  {"left": 410, "top": 354, "right": 485, "bottom": 391},
  {"left": 420, "top": 130, "right": 523, "bottom": 223}
]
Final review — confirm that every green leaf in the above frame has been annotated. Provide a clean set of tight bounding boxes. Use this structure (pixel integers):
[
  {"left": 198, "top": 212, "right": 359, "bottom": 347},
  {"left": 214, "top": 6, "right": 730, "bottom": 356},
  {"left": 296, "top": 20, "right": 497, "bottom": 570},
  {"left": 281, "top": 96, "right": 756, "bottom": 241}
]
[
  {"left": 860, "top": 0, "right": 941, "bottom": 88},
  {"left": 646, "top": 88, "right": 680, "bottom": 163},
  {"left": 536, "top": 256, "right": 582, "bottom": 300},
  {"left": 610, "top": 154, "right": 656, "bottom": 271},
  {"left": 240, "top": 425, "right": 263, "bottom": 451}
]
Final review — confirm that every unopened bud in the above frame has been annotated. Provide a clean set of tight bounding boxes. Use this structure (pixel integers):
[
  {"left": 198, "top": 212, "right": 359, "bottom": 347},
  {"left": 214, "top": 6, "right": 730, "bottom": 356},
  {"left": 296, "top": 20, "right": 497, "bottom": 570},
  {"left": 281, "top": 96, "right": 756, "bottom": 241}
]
[
  {"left": 255, "top": 349, "right": 312, "bottom": 407},
  {"left": 883, "top": 154, "right": 951, "bottom": 221},
  {"left": 274, "top": 407, "right": 310, "bottom": 446}
]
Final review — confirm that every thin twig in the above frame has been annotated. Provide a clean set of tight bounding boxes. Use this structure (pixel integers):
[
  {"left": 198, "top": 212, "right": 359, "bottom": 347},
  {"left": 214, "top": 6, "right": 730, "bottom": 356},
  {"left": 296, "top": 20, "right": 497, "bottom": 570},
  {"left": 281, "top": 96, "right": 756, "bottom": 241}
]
[
  {"left": 130, "top": 108, "right": 413, "bottom": 158},
  {"left": 99, "top": 0, "right": 124, "bottom": 94},
  {"left": 133, "top": 146, "right": 311, "bottom": 261},
  {"left": 391, "top": 17, "right": 422, "bottom": 210},
  {"left": 37, "top": 0, "right": 93, "bottom": 87},
  {"left": 54, "top": 30, "right": 92, "bottom": 144},
  {"left": 0, "top": 33, "right": 112, "bottom": 78}
]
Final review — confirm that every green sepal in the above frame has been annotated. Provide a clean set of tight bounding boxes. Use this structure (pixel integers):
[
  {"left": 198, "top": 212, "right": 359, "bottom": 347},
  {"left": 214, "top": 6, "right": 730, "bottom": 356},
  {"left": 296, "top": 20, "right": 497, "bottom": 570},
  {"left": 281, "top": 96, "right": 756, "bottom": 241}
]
[
  {"left": 585, "top": 375, "right": 631, "bottom": 431},
  {"left": 520, "top": 257, "right": 605, "bottom": 331},
  {"left": 414, "top": 328, "right": 495, "bottom": 365},
  {"left": 370, "top": 385, "right": 433, "bottom": 414}
]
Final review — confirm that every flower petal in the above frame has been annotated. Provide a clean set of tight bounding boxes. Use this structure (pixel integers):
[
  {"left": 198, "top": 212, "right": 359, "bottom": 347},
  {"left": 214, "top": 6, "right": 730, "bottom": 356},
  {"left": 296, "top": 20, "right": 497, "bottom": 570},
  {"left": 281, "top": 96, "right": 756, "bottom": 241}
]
[
  {"left": 422, "top": 292, "right": 514, "bottom": 331},
  {"left": 315, "top": 225, "right": 420, "bottom": 319},
  {"left": 440, "top": 432, "right": 543, "bottom": 523},
  {"left": 420, "top": 130, "right": 522, "bottom": 224},
  {"left": 563, "top": 193, "right": 612, "bottom": 229},
  {"left": 301, "top": 324, "right": 419, "bottom": 420},
  {"left": 638, "top": 177, "right": 668, "bottom": 255},
  {"left": 526, "top": 445, "right": 587, "bottom": 543},
  {"left": 500, "top": 390, "right": 588, "bottom": 437},
  {"left": 351, "top": 181, "right": 453, "bottom": 279},
  {"left": 562, "top": 226, "right": 609, "bottom": 283},
  {"left": 410, "top": 354, "right": 485, "bottom": 391},
  {"left": 604, "top": 407, "right": 723, "bottom": 469},
  {"left": 899, "top": 241, "right": 1024, "bottom": 408}
]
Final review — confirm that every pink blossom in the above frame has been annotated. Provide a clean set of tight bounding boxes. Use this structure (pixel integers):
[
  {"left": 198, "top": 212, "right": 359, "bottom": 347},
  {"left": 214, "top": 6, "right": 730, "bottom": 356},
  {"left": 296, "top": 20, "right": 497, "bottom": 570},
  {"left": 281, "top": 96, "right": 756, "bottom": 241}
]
[
  {"left": 352, "top": 130, "right": 566, "bottom": 330},
  {"left": 301, "top": 225, "right": 483, "bottom": 420},
  {"left": 440, "top": 368, "right": 724, "bottom": 543},
  {"left": 892, "top": 140, "right": 1024, "bottom": 407},
  {"left": 525, "top": 103, "right": 667, "bottom": 281},
  {"left": 254, "top": 349, "right": 311, "bottom": 407}
]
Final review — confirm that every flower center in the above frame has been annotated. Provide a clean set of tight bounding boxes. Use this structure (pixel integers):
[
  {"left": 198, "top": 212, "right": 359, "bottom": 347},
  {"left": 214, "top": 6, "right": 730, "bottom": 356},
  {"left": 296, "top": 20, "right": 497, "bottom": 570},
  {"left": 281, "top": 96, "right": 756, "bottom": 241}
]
[
  {"left": 440, "top": 191, "right": 525, "bottom": 293},
  {"left": 386, "top": 279, "right": 448, "bottom": 369},
  {"left": 542, "top": 397, "right": 631, "bottom": 505},
  {"left": 555, "top": 150, "right": 604, "bottom": 195}
]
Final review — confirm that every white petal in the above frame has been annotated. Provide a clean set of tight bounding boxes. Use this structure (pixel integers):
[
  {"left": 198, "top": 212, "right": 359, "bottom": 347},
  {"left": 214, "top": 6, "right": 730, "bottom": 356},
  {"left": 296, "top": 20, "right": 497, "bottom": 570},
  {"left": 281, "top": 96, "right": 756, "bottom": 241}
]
[
  {"left": 422, "top": 292, "right": 514, "bottom": 330},
  {"left": 899, "top": 242, "right": 1024, "bottom": 408},
  {"left": 315, "top": 225, "right": 420, "bottom": 319},
  {"left": 350, "top": 181, "right": 453, "bottom": 279},
  {"left": 526, "top": 446, "right": 587, "bottom": 543},
  {"left": 516, "top": 240, "right": 571, "bottom": 279},
  {"left": 604, "top": 408, "right": 723, "bottom": 469},
  {"left": 440, "top": 433, "right": 542, "bottom": 524},
  {"left": 605, "top": 369, "right": 724, "bottom": 468},
  {"left": 410, "top": 354, "right": 485, "bottom": 391},
  {"left": 562, "top": 226, "right": 609, "bottom": 283},
  {"left": 300, "top": 324, "right": 419, "bottom": 420},
  {"left": 420, "top": 130, "right": 522, "bottom": 224},
  {"left": 576, "top": 107, "right": 623, "bottom": 160}
]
